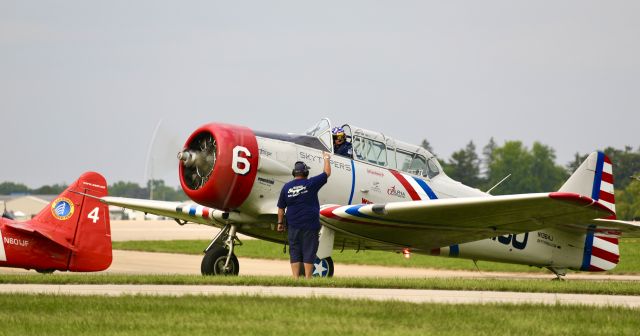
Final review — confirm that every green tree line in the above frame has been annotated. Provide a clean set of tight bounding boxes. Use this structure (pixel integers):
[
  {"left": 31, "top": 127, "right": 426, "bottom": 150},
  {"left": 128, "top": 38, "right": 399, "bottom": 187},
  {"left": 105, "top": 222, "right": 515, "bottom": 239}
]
[
  {"left": 0, "top": 179, "right": 187, "bottom": 202},
  {"left": 427, "top": 139, "right": 640, "bottom": 220},
  {"left": 2, "top": 141, "right": 639, "bottom": 219}
]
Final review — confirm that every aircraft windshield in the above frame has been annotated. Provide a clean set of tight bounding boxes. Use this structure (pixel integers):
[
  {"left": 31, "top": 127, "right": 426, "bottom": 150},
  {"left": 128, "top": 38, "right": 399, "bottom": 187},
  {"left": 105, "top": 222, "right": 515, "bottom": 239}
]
[
  {"left": 304, "top": 119, "right": 333, "bottom": 151},
  {"left": 305, "top": 119, "right": 330, "bottom": 137}
]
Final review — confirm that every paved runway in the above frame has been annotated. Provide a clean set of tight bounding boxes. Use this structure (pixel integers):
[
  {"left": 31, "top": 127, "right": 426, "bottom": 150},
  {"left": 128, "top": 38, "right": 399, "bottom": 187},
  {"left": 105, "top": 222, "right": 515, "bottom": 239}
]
[
  {"left": 107, "top": 250, "right": 640, "bottom": 280},
  {"left": 3, "top": 249, "right": 640, "bottom": 282},
  {"left": 2, "top": 283, "right": 640, "bottom": 307}
]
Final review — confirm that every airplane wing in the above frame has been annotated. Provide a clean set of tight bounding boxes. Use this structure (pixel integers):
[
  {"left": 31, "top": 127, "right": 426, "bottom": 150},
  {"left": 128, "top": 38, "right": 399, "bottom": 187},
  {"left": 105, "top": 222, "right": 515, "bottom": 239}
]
[
  {"left": 319, "top": 192, "right": 619, "bottom": 250},
  {"left": 100, "top": 196, "right": 225, "bottom": 226}
]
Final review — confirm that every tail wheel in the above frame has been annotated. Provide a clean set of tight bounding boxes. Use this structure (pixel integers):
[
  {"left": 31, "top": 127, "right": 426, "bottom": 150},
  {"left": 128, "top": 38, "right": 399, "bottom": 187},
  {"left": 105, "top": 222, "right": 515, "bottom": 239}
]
[
  {"left": 201, "top": 245, "right": 239, "bottom": 276},
  {"left": 300, "top": 257, "right": 334, "bottom": 277}
]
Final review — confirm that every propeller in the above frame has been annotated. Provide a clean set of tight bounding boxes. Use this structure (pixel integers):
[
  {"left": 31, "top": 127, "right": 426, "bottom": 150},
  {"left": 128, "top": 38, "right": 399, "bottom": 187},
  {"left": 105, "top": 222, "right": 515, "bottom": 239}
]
[{"left": 144, "top": 119, "right": 184, "bottom": 190}]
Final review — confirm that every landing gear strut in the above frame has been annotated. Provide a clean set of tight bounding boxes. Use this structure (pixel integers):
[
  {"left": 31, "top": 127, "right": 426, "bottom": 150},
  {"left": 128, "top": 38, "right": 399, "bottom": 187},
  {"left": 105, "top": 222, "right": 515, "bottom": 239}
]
[
  {"left": 201, "top": 223, "right": 241, "bottom": 276},
  {"left": 311, "top": 226, "right": 336, "bottom": 277},
  {"left": 547, "top": 267, "right": 567, "bottom": 281}
]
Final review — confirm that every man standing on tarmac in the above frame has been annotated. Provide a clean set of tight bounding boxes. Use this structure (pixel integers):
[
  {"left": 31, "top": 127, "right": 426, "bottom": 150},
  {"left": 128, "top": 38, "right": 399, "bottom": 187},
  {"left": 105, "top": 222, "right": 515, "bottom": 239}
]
[{"left": 277, "top": 152, "right": 332, "bottom": 279}]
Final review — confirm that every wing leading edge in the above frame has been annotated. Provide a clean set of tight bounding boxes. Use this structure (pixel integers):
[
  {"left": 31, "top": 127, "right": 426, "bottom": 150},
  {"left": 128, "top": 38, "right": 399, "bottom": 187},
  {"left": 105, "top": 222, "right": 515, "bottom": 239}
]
[{"left": 100, "top": 196, "right": 225, "bottom": 226}]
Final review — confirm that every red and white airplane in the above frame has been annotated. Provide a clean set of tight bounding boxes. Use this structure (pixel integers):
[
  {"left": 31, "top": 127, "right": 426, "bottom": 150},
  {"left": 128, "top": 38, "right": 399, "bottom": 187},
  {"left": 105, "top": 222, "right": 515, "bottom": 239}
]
[
  {"left": 0, "top": 172, "right": 112, "bottom": 273},
  {"left": 102, "top": 119, "right": 640, "bottom": 278}
]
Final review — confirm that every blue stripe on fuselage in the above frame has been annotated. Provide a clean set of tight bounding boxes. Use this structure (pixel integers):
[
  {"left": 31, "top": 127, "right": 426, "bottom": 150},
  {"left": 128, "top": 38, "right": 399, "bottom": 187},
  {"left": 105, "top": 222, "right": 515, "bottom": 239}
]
[
  {"left": 348, "top": 159, "right": 355, "bottom": 205},
  {"left": 412, "top": 177, "right": 438, "bottom": 200}
]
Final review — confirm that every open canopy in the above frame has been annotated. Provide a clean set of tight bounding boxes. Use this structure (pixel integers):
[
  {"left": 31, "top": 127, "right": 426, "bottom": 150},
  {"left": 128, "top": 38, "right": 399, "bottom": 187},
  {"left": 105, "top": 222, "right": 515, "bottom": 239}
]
[{"left": 304, "top": 118, "right": 443, "bottom": 179}]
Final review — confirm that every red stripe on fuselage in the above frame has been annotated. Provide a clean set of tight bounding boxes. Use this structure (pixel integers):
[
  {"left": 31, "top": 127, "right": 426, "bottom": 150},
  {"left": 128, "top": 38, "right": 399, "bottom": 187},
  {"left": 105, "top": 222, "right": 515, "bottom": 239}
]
[{"left": 389, "top": 170, "right": 421, "bottom": 201}]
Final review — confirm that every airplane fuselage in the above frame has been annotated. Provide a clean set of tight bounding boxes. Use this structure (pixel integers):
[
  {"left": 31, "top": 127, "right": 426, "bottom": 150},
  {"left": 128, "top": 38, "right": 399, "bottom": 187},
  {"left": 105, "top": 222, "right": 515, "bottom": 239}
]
[{"left": 224, "top": 133, "right": 618, "bottom": 273}]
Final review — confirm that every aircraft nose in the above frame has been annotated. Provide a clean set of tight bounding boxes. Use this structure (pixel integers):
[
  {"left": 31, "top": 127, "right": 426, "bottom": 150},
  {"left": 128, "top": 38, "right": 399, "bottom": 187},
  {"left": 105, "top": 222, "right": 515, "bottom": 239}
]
[
  {"left": 178, "top": 133, "right": 217, "bottom": 190},
  {"left": 178, "top": 122, "right": 258, "bottom": 210}
]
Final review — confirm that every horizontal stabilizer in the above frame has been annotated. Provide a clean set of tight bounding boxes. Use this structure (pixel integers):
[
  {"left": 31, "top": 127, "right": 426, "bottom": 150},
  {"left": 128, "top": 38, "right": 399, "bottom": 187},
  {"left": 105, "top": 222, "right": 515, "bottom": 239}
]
[
  {"left": 5, "top": 222, "right": 76, "bottom": 250},
  {"left": 591, "top": 219, "right": 640, "bottom": 238}
]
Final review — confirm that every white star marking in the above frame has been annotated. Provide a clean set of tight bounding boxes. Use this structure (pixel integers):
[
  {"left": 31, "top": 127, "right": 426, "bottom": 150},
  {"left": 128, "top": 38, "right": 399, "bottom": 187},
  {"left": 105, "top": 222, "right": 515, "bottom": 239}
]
[{"left": 313, "top": 260, "right": 327, "bottom": 276}]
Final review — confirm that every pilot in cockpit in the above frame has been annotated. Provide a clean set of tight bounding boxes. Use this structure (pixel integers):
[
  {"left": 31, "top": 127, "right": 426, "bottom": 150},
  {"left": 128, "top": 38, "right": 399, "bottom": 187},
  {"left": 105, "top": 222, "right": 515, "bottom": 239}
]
[{"left": 332, "top": 127, "right": 353, "bottom": 158}]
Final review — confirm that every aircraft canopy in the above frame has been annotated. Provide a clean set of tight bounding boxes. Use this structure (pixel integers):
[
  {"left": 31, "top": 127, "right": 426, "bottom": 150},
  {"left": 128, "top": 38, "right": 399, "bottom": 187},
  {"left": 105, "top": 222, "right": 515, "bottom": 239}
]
[{"left": 305, "top": 118, "right": 443, "bottom": 179}]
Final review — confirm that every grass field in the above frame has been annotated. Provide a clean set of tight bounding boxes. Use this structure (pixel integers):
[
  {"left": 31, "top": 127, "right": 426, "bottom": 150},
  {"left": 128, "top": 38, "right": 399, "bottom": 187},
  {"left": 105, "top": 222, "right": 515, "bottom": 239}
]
[
  {"left": 112, "top": 238, "right": 640, "bottom": 274},
  {"left": 2, "top": 274, "right": 640, "bottom": 295},
  {"left": 1, "top": 294, "right": 637, "bottom": 336}
]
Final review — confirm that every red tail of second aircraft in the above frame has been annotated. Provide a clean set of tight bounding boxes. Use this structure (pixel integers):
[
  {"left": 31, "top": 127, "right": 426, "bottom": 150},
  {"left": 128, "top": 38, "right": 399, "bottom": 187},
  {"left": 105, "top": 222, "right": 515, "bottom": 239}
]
[{"left": 0, "top": 172, "right": 112, "bottom": 273}]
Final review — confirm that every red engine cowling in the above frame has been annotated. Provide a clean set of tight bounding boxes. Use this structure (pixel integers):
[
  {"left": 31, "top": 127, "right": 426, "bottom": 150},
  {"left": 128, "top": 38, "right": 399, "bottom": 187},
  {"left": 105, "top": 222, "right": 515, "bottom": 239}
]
[{"left": 178, "top": 123, "right": 259, "bottom": 211}]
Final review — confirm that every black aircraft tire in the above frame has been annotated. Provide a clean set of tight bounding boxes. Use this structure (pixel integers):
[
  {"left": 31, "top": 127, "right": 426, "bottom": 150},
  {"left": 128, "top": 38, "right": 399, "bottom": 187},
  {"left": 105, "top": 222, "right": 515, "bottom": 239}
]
[
  {"left": 315, "top": 256, "right": 334, "bottom": 277},
  {"left": 201, "top": 245, "right": 240, "bottom": 276},
  {"left": 300, "top": 256, "right": 334, "bottom": 277}
]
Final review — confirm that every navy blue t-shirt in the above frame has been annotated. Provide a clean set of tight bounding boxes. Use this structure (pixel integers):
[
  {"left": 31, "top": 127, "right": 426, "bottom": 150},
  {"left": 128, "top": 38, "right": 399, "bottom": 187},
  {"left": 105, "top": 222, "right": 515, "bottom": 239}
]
[{"left": 277, "top": 172, "right": 328, "bottom": 231}]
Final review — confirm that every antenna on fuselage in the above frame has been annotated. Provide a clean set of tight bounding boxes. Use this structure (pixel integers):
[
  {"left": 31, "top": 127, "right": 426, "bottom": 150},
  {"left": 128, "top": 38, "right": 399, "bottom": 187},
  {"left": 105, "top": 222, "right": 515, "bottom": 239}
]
[{"left": 486, "top": 174, "right": 511, "bottom": 194}]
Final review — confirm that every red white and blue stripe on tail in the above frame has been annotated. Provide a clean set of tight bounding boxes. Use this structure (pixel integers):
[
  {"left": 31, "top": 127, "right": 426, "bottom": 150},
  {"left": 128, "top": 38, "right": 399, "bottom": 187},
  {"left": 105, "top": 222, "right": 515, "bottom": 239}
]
[
  {"left": 591, "top": 153, "right": 615, "bottom": 216},
  {"left": 582, "top": 152, "right": 619, "bottom": 271},
  {"left": 582, "top": 229, "right": 620, "bottom": 271}
]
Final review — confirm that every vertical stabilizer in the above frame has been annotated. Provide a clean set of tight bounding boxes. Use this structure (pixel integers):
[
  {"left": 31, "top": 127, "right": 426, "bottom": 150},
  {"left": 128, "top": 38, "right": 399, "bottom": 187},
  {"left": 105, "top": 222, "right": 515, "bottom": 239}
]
[
  {"left": 30, "top": 172, "right": 112, "bottom": 271},
  {"left": 560, "top": 152, "right": 619, "bottom": 272},
  {"left": 559, "top": 151, "right": 615, "bottom": 217}
]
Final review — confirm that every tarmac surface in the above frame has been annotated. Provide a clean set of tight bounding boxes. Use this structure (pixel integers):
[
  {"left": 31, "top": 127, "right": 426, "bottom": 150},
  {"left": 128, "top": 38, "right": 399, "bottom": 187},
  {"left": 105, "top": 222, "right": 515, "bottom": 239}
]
[
  {"left": 2, "top": 283, "right": 640, "bottom": 307},
  {"left": 2, "top": 220, "right": 640, "bottom": 306}
]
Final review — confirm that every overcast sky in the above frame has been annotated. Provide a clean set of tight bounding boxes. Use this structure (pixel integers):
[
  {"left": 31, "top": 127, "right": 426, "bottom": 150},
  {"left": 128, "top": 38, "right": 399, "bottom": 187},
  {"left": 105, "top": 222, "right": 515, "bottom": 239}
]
[{"left": 2, "top": 1, "right": 639, "bottom": 188}]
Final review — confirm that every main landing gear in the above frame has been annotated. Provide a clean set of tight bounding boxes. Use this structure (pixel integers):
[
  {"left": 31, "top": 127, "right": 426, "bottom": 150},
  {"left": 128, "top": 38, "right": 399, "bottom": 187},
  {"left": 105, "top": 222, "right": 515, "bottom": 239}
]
[
  {"left": 311, "top": 226, "right": 336, "bottom": 277},
  {"left": 201, "top": 223, "right": 241, "bottom": 276},
  {"left": 200, "top": 222, "right": 337, "bottom": 277}
]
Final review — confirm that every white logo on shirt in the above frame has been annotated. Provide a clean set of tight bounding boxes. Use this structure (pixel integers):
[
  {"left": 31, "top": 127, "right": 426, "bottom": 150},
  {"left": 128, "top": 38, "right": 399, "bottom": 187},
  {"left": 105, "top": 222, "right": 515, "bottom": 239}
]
[{"left": 288, "top": 185, "right": 308, "bottom": 198}]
